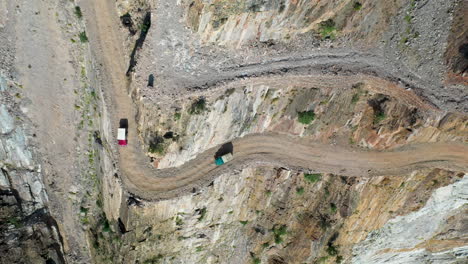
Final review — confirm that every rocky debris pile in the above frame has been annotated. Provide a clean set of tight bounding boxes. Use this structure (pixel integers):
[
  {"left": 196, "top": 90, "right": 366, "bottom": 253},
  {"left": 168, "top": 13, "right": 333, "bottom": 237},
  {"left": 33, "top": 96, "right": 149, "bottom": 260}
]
[{"left": 0, "top": 75, "right": 65, "bottom": 264}]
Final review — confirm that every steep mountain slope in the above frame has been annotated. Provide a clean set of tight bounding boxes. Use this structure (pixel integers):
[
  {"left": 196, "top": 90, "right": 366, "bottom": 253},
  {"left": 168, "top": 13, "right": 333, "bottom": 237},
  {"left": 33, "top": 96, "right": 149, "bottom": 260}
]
[{"left": 1, "top": 0, "right": 466, "bottom": 263}]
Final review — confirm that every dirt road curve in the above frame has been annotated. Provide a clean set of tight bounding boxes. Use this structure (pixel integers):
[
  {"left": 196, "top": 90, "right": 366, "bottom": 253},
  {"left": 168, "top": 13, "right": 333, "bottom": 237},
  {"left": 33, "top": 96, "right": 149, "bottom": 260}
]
[
  {"left": 82, "top": 0, "right": 468, "bottom": 201},
  {"left": 121, "top": 133, "right": 468, "bottom": 200}
]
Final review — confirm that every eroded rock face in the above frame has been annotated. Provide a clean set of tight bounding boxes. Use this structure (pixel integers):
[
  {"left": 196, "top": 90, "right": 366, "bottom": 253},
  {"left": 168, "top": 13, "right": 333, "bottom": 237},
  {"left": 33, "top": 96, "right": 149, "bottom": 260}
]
[
  {"left": 445, "top": 0, "right": 468, "bottom": 85},
  {"left": 185, "top": 0, "right": 406, "bottom": 47},
  {"left": 137, "top": 77, "right": 466, "bottom": 169},
  {"left": 0, "top": 75, "right": 64, "bottom": 264},
  {"left": 97, "top": 1, "right": 466, "bottom": 263},
  {"left": 107, "top": 167, "right": 465, "bottom": 263},
  {"left": 352, "top": 175, "right": 468, "bottom": 263},
  {"left": 0, "top": 105, "right": 14, "bottom": 134}
]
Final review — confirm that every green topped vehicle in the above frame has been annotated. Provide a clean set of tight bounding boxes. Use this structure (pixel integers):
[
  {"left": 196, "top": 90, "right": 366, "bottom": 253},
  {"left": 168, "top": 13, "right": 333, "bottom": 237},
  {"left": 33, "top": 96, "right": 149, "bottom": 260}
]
[{"left": 215, "top": 153, "right": 233, "bottom": 166}]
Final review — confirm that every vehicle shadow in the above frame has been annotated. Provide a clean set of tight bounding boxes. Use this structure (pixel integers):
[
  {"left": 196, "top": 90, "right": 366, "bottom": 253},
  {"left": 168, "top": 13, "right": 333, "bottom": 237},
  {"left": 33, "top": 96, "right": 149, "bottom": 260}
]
[
  {"left": 214, "top": 142, "right": 234, "bottom": 159},
  {"left": 119, "top": 118, "right": 128, "bottom": 129}
]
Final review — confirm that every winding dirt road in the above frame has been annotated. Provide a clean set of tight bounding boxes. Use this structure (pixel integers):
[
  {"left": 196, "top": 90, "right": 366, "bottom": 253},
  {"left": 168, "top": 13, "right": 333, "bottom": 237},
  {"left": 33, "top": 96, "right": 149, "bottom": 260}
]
[
  {"left": 121, "top": 133, "right": 468, "bottom": 200},
  {"left": 82, "top": 0, "right": 468, "bottom": 201}
]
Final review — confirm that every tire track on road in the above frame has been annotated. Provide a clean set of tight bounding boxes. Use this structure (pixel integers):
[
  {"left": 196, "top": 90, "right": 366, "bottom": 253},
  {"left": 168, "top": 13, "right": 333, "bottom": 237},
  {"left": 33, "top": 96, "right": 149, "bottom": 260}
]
[{"left": 82, "top": 0, "right": 468, "bottom": 201}]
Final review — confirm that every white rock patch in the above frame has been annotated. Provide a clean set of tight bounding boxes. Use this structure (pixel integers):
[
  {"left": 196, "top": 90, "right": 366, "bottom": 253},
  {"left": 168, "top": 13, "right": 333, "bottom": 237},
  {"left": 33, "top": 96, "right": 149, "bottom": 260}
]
[{"left": 352, "top": 175, "right": 468, "bottom": 263}]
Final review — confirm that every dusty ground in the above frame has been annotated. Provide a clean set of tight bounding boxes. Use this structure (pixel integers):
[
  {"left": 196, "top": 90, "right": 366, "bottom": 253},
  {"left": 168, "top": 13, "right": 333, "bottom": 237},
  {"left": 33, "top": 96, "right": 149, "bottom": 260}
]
[
  {"left": 14, "top": 0, "right": 94, "bottom": 261},
  {"left": 0, "top": 0, "right": 102, "bottom": 262}
]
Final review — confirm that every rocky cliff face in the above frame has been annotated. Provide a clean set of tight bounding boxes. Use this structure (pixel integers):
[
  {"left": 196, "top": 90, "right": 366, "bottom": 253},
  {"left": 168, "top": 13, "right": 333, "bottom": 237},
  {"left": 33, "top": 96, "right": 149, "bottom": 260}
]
[
  {"left": 114, "top": 73, "right": 467, "bottom": 264},
  {"left": 109, "top": 166, "right": 466, "bottom": 264},
  {"left": 4, "top": 0, "right": 461, "bottom": 263},
  {"left": 136, "top": 76, "right": 466, "bottom": 169},
  {"left": 185, "top": 0, "right": 405, "bottom": 47},
  {"left": 0, "top": 75, "right": 65, "bottom": 264},
  {"left": 89, "top": 0, "right": 468, "bottom": 263}
]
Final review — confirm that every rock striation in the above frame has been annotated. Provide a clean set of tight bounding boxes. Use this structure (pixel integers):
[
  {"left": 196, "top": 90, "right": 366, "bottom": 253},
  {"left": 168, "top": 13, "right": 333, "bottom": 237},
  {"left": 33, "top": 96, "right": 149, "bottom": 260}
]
[{"left": 0, "top": 75, "right": 65, "bottom": 264}]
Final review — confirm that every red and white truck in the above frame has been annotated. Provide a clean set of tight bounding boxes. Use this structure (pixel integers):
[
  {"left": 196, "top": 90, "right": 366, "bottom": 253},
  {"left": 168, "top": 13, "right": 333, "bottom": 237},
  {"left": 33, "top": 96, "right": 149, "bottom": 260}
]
[{"left": 117, "top": 128, "right": 127, "bottom": 146}]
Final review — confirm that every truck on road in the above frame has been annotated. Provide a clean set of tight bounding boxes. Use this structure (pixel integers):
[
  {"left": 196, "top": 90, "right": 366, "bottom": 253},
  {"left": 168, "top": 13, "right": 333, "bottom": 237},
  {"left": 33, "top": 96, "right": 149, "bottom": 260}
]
[
  {"left": 215, "top": 153, "right": 233, "bottom": 166},
  {"left": 117, "top": 128, "right": 127, "bottom": 146},
  {"left": 118, "top": 118, "right": 128, "bottom": 146}
]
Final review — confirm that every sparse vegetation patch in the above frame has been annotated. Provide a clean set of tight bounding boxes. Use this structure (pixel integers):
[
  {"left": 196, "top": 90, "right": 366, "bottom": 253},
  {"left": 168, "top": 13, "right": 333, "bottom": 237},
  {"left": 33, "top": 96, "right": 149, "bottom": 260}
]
[
  {"left": 351, "top": 86, "right": 365, "bottom": 104},
  {"left": 297, "top": 110, "right": 315, "bottom": 124},
  {"left": 318, "top": 19, "right": 337, "bottom": 39},
  {"left": 374, "top": 112, "right": 386, "bottom": 124},
  {"left": 174, "top": 112, "right": 181, "bottom": 120},
  {"left": 79, "top": 31, "right": 88, "bottom": 43},
  {"left": 353, "top": 2, "right": 362, "bottom": 11},
  {"left": 175, "top": 216, "right": 183, "bottom": 226},
  {"left": 197, "top": 207, "right": 207, "bottom": 221},
  {"left": 148, "top": 135, "right": 166, "bottom": 154},
  {"left": 74, "top": 6, "right": 82, "bottom": 18},
  {"left": 252, "top": 257, "right": 261, "bottom": 264},
  {"left": 272, "top": 225, "right": 287, "bottom": 244},
  {"left": 189, "top": 97, "right": 207, "bottom": 115},
  {"left": 296, "top": 187, "right": 304, "bottom": 195},
  {"left": 326, "top": 244, "right": 339, "bottom": 256},
  {"left": 143, "top": 254, "right": 163, "bottom": 264},
  {"left": 304, "top": 173, "right": 322, "bottom": 183}
]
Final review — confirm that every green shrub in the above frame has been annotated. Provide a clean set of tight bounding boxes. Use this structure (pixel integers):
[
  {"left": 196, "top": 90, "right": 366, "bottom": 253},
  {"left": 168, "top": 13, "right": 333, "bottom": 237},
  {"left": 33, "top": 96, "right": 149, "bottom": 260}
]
[
  {"left": 148, "top": 143, "right": 165, "bottom": 154},
  {"left": 353, "top": 2, "right": 362, "bottom": 11},
  {"left": 252, "top": 257, "right": 261, "bottom": 264},
  {"left": 96, "top": 197, "right": 103, "bottom": 208},
  {"left": 272, "top": 225, "right": 287, "bottom": 244},
  {"left": 317, "top": 256, "right": 329, "bottom": 263},
  {"left": 80, "top": 216, "right": 89, "bottom": 225},
  {"left": 74, "top": 6, "right": 82, "bottom": 18},
  {"left": 326, "top": 244, "right": 339, "bottom": 256},
  {"left": 79, "top": 31, "right": 88, "bottom": 43},
  {"left": 404, "top": 14, "right": 412, "bottom": 23},
  {"left": 198, "top": 207, "right": 207, "bottom": 222},
  {"left": 330, "top": 203, "right": 337, "bottom": 214},
  {"left": 8, "top": 217, "right": 22, "bottom": 228},
  {"left": 304, "top": 173, "right": 321, "bottom": 183},
  {"left": 319, "top": 217, "right": 331, "bottom": 230},
  {"left": 174, "top": 112, "right": 181, "bottom": 120},
  {"left": 175, "top": 216, "right": 183, "bottom": 226},
  {"left": 318, "top": 19, "right": 336, "bottom": 39},
  {"left": 80, "top": 206, "right": 88, "bottom": 214},
  {"left": 102, "top": 219, "right": 111, "bottom": 232},
  {"left": 148, "top": 135, "right": 165, "bottom": 154},
  {"left": 239, "top": 220, "right": 248, "bottom": 226},
  {"left": 297, "top": 110, "right": 315, "bottom": 124},
  {"left": 374, "top": 112, "right": 386, "bottom": 123},
  {"left": 351, "top": 92, "right": 361, "bottom": 104},
  {"left": 189, "top": 98, "right": 206, "bottom": 115},
  {"left": 296, "top": 187, "right": 305, "bottom": 195}
]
